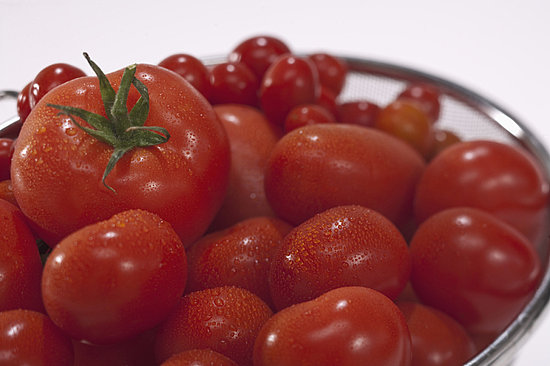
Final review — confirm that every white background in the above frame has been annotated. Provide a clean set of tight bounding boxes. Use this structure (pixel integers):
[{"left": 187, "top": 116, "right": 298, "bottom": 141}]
[{"left": 1, "top": 0, "right": 549, "bottom": 364}]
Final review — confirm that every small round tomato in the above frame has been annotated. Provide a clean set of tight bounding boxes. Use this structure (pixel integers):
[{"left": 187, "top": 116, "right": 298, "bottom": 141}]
[
  {"left": 155, "top": 286, "right": 273, "bottom": 366},
  {"left": 209, "top": 62, "right": 259, "bottom": 106},
  {"left": 160, "top": 349, "right": 239, "bottom": 366},
  {"left": 229, "top": 35, "right": 291, "bottom": 79},
  {"left": 284, "top": 104, "right": 336, "bottom": 133},
  {"left": 397, "top": 83, "right": 441, "bottom": 123},
  {"left": 42, "top": 209, "right": 188, "bottom": 344},
  {"left": 269, "top": 205, "right": 410, "bottom": 310},
  {"left": 427, "top": 128, "right": 461, "bottom": 160},
  {"left": 17, "top": 82, "right": 32, "bottom": 123},
  {"left": 308, "top": 53, "right": 348, "bottom": 95},
  {"left": 0, "top": 137, "right": 14, "bottom": 181},
  {"left": 158, "top": 53, "right": 211, "bottom": 99},
  {"left": 29, "top": 63, "right": 86, "bottom": 108},
  {"left": 414, "top": 140, "right": 550, "bottom": 243},
  {"left": 410, "top": 207, "right": 542, "bottom": 336},
  {"left": 317, "top": 85, "right": 338, "bottom": 117},
  {"left": 0, "top": 180, "right": 17, "bottom": 207},
  {"left": 253, "top": 286, "right": 412, "bottom": 366},
  {"left": 337, "top": 100, "right": 380, "bottom": 127},
  {"left": 0, "top": 309, "right": 74, "bottom": 365}
]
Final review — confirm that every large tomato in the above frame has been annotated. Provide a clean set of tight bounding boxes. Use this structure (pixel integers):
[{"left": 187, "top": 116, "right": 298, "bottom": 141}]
[{"left": 11, "top": 56, "right": 230, "bottom": 247}]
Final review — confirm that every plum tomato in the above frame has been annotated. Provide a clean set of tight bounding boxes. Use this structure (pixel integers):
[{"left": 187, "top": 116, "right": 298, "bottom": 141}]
[
  {"left": 210, "top": 104, "right": 281, "bottom": 229},
  {"left": 397, "top": 82, "right": 441, "bottom": 123},
  {"left": 284, "top": 104, "right": 336, "bottom": 133},
  {"left": 269, "top": 205, "right": 410, "bottom": 310},
  {"left": 259, "top": 54, "right": 320, "bottom": 127},
  {"left": 160, "top": 349, "right": 239, "bottom": 366},
  {"left": 41, "top": 209, "right": 188, "bottom": 345},
  {"left": 187, "top": 217, "right": 292, "bottom": 307},
  {"left": 0, "top": 137, "right": 14, "bottom": 181},
  {"left": 409, "top": 207, "right": 542, "bottom": 337},
  {"left": 264, "top": 124, "right": 425, "bottom": 227},
  {"left": 154, "top": 286, "right": 273, "bottom": 366},
  {"left": 209, "top": 62, "right": 259, "bottom": 106},
  {"left": 375, "top": 99, "right": 434, "bottom": 158},
  {"left": 308, "top": 53, "right": 348, "bottom": 95},
  {"left": 398, "top": 302, "right": 476, "bottom": 366},
  {"left": 337, "top": 100, "right": 381, "bottom": 127},
  {"left": 17, "top": 82, "right": 32, "bottom": 123},
  {"left": 253, "top": 286, "right": 412, "bottom": 366},
  {"left": 228, "top": 35, "right": 291, "bottom": 79},
  {"left": 158, "top": 53, "right": 212, "bottom": 99},
  {"left": 0, "top": 309, "right": 74, "bottom": 365},
  {"left": 414, "top": 140, "right": 550, "bottom": 243},
  {"left": 11, "top": 58, "right": 230, "bottom": 247},
  {"left": 28, "top": 63, "right": 86, "bottom": 108},
  {"left": 0, "top": 199, "right": 43, "bottom": 312}
]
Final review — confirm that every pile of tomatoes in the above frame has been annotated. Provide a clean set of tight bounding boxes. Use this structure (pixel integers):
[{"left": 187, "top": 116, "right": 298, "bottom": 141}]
[{"left": 0, "top": 35, "right": 549, "bottom": 366}]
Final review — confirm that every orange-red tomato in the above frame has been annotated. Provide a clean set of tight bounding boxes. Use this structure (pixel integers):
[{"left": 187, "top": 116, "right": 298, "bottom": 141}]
[{"left": 160, "top": 349, "right": 239, "bottom": 366}]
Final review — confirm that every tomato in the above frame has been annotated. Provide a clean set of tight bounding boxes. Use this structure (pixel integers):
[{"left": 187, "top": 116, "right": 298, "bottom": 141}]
[
  {"left": 155, "top": 286, "right": 273, "bottom": 366},
  {"left": 42, "top": 209, "right": 188, "bottom": 344},
  {"left": 253, "top": 286, "right": 412, "bottom": 366},
  {"left": 317, "top": 85, "right": 338, "bottom": 117},
  {"left": 17, "top": 82, "right": 32, "bottom": 123},
  {"left": 210, "top": 104, "right": 280, "bottom": 229},
  {"left": 337, "top": 100, "right": 380, "bottom": 127},
  {"left": 259, "top": 54, "right": 320, "bottom": 127},
  {"left": 284, "top": 104, "right": 336, "bottom": 133},
  {"left": 11, "top": 57, "right": 230, "bottom": 247},
  {"left": 0, "top": 309, "right": 74, "bottom": 365},
  {"left": 308, "top": 53, "right": 348, "bottom": 95},
  {"left": 427, "top": 128, "right": 461, "bottom": 160},
  {"left": 398, "top": 302, "right": 476, "bottom": 366},
  {"left": 264, "top": 124, "right": 425, "bottom": 227},
  {"left": 158, "top": 53, "right": 212, "bottom": 99},
  {"left": 269, "top": 205, "right": 410, "bottom": 310},
  {"left": 409, "top": 207, "right": 542, "bottom": 337},
  {"left": 187, "top": 217, "right": 292, "bottom": 307},
  {"left": 28, "top": 63, "right": 86, "bottom": 109},
  {"left": 397, "top": 83, "right": 441, "bottom": 123},
  {"left": 0, "top": 138, "right": 15, "bottom": 181},
  {"left": 229, "top": 35, "right": 291, "bottom": 79},
  {"left": 0, "top": 199, "right": 43, "bottom": 312},
  {"left": 209, "top": 62, "right": 259, "bottom": 106},
  {"left": 160, "top": 349, "right": 239, "bottom": 366},
  {"left": 414, "top": 140, "right": 550, "bottom": 243},
  {"left": 0, "top": 180, "right": 17, "bottom": 207}
]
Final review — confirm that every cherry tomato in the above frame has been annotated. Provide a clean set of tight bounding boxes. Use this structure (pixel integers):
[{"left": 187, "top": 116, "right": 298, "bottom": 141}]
[
  {"left": 317, "top": 85, "right": 339, "bottom": 117},
  {"left": 42, "top": 209, "right": 188, "bottom": 344},
  {"left": 269, "top": 205, "right": 410, "bottom": 310},
  {"left": 160, "top": 349, "right": 239, "bottom": 366},
  {"left": 229, "top": 35, "right": 291, "bottom": 79},
  {"left": 414, "top": 140, "right": 550, "bottom": 243},
  {"left": 29, "top": 63, "right": 86, "bottom": 108},
  {"left": 397, "top": 83, "right": 441, "bottom": 123},
  {"left": 264, "top": 124, "right": 425, "bottom": 227},
  {"left": 253, "top": 286, "right": 412, "bottom": 366},
  {"left": 0, "top": 138, "right": 14, "bottom": 181},
  {"left": 0, "top": 180, "right": 17, "bottom": 207},
  {"left": 284, "top": 104, "right": 336, "bottom": 133},
  {"left": 0, "top": 309, "right": 74, "bottom": 365},
  {"left": 210, "top": 104, "right": 280, "bottom": 229},
  {"left": 398, "top": 302, "right": 476, "bottom": 366},
  {"left": 155, "top": 286, "right": 273, "bottom": 366},
  {"left": 260, "top": 54, "right": 320, "bottom": 127},
  {"left": 337, "top": 100, "right": 380, "bottom": 127},
  {"left": 209, "top": 62, "right": 259, "bottom": 106},
  {"left": 410, "top": 207, "right": 542, "bottom": 336},
  {"left": 308, "top": 53, "right": 348, "bottom": 95},
  {"left": 12, "top": 60, "right": 230, "bottom": 247},
  {"left": 158, "top": 53, "right": 212, "bottom": 99},
  {"left": 17, "top": 82, "right": 32, "bottom": 123},
  {"left": 427, "top": 128, "right": 461, "bottom": 160}
]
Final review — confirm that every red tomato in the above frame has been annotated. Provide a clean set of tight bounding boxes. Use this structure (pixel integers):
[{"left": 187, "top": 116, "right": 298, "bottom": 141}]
[
  {"left": 155, "top": 286, "right": 273, "bottom": 366},
  {"left": 0, "top": 199, "right": 43, "bottom": 312},
  {"left": 410, "top": 207, "right": 542, "bottom": 336},
  {"left": 29, "top": 63, "right": 86, "bottom": 108},
  {"left": 160, "top": 349, "right": 239, "bottom": 366},
  {"left": 397, "top": 83, "right": 441, "bottom": 123},
  {"left": 264, "top": 124, "right": 425, "bottom": 227},
  {"left": 308, "top": 53, "right": 348, "bottom": 95},
  {"left": 317, "top": 85, "right": 339, "bottom": 117},
  {"left": 398, "top": 302, "right": 476, "bottom": 366},
  {"left": 337, "top": 100, "right": 381, "bottom": 127},
  {"left": 427, "top": 128, "right": 461, "bottom": 160},
  {"left": 229, "top": 35, "right": 291, "bottom": 79},
  {"left": 11, "top": 60, "right": 230, "bottom": 247},
  {"left": 0, "top": 180, "right": 17, "bottom": 207},
  {"left": 253, "top": 286, "right": 412, "bottom": 366},
  {"left": 42, "top": 209, "right": 188, "bottom": 344},
  {"left": 259, "top": 54, "right": 320, "bottom": 127},
  {"left": 158, "top": 53, "right": 212, "bottom": 99},
  {"left": 210, "top": 104, "right": 280, "bottom": 229},
  {"left": 209, "top": 62, "right": 259, "bottom": 106},
  {"left": 0, "top": 137, "right": 14, "bottom": 181},
  {"left": 414, "top": 140, "right": 550, "bottom": 243},
  {"left": 269, "top": 205, "right": 410, "bottom": 310},
  {"left": 17, "top": 82, "right": 32, "bottom": 123},
  {"left": 284, "top": 104, "right": 336, "bottom": 133},
  {"left": 0, "top": 309, "right": 74, "bottom": 365},
  {"left": 187, "top": 217, "right": 292, "bottom": 307}
]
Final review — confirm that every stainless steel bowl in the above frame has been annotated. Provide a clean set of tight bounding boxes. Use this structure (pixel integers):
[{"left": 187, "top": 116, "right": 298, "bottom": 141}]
[{"left": 2, "top": 56, "right": 549, "bottom": 366}]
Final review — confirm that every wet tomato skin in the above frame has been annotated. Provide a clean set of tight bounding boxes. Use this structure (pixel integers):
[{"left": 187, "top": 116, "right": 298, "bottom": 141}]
[
  {"left": 160, "top": 349, "right": 239, "bottom": 366},
  {"left": 253, "top": 286, "right": 412, "bottom": 366}
]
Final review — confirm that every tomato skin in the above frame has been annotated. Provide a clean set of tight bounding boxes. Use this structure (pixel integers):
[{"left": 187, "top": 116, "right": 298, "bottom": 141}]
[
  {"left": 397, "top": 83, "right": 441, "bottom": 123},
  {"left": 158, "top": 53, "right": 212, "bottom": 99},
  {"left": 427, "top": 128, "right": 461, "bottom": 160},
  {"left": 0, "top": 309, "right": 74, "bottom": 365},
  {"left": 398, "top": 302, "right": 476, "bottom": 366},
  {"left": 209, "top": 62, "right": 259, "bottom": 106},
  {"left": 229, "top": 35, "right": 291, "bottom": 79},
  {"left": 269, "top": 205, "right": 410, "bottom": 310},
  {"left": 414, "top": 140, "right": 550, "bottom": 243},
  {"left": 0, "top": 138, "right": 14, "bottom": 181},
  {"left": 160, "top": 349, "right": 239, "bottom": 366},
  {"left": 337, "top": 100, "right": 380, "bottom": 127},
  {"left": 284, "top": 104, "right": 336, "bottom": 133},
  {"left": 409, "top": 207, "right": 542, "bottom": 336},
  {"left": 0, "top": 180, "right": 17, "bottom": 207},
  {"left": 155, "top": 286, "right": 273, "bottom": 366},
  {"left": 29, "top": 63, "right": 86, "bottom": 108},
  {"left": 0, "top": 199, "right": 43, "bottom": 312},
  {"left": 17, "top": 82, "right": 32, "bottom": 123},
  {"left": 264, "top": 124, "right": 425, "bottom": 227},
  {"left": 253, "top": 286, "right": 412, "bottom": 366},
  {"left": 12, "top": 63, "right": 230, "bottom": 247},
  {"left": 307, "top": 53, "right": 348, "bottom": 95},
  {"left": 42, "top": 209, "right": 188, "bottom": 345}
]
